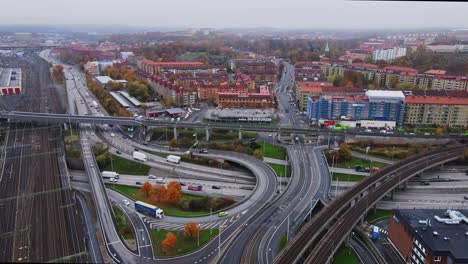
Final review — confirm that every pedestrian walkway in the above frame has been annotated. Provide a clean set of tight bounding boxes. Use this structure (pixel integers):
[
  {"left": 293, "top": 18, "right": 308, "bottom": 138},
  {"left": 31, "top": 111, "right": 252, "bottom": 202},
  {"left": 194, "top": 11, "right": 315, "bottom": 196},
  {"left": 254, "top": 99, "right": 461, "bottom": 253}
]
[
  {"left": 351, "top": 151, "right": 394, "bottom": 164},
  {"left": 263, "top": 157, "right": 288, "bottom": 165}
]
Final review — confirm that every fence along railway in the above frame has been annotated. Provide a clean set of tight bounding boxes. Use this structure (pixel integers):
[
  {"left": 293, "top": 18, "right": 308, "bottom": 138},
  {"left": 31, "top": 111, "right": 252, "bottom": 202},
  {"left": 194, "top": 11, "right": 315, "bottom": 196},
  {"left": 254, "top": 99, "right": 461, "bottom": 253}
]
[
  {"left": 0, "top": 53, "right": 86, "bottom": 262},
  {"left": 274, "top": 144, "right": 466, "bottom": 264}
]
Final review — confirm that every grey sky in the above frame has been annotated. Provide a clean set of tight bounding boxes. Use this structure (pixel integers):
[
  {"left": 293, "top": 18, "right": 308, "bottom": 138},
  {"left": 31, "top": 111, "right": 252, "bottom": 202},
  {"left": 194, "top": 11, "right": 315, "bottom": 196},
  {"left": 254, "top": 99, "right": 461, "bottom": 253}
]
[{"left": 2, "top": 0, "right": 468, "bottom": 29}]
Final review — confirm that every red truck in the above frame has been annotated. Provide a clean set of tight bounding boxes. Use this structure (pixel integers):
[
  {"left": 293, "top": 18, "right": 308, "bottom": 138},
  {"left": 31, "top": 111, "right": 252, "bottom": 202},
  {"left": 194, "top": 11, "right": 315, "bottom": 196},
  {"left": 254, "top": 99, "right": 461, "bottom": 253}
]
[{"left": 188, "top": 184, "right": 203, "bottom": 191}]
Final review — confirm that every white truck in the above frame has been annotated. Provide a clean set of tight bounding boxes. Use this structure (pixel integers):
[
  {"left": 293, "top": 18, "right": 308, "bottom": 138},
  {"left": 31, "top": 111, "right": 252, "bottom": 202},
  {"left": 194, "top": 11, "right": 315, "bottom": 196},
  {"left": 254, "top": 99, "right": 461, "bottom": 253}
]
[
  {"left": 92, "top": 100, "right": 98, "bottom": 109},
  {"left": 133, "top": 151, "right": 148, "bottom": 162},
  {"left": 102, "top": 171, "right": 120, "bottom": 179},
  {"left": 166, "top": 155, "right": 181, "bottom": 164}
]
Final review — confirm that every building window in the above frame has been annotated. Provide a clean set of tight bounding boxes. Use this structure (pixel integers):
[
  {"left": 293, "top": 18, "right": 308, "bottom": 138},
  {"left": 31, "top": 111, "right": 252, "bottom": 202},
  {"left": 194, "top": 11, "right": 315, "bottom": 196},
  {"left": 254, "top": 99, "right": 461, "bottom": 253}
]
[{"left": 434, "top": 256, "right": 441, "bottom": 262}]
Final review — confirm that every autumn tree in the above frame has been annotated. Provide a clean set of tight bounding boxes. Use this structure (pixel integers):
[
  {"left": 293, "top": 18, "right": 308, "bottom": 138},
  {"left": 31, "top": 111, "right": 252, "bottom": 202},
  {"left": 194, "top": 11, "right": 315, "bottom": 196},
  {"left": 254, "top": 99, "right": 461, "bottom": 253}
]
[
  {"left": 436, "top": 127, "right": 444, "bottom": 135},
  {"left": 253, "top": 149, "right": 263, "bottom": 160},
  {"left": 338, "top": 143, "right": 352, "bottom": 161},
  {"left": 141, "top": 182, "right": 153, "bottom": 197},
  {"left": 388, "top": 75, "right": 399, "bottom": 88},
  {"left": 183, "top": 222, "right": 200, "bottom": 239},
  {"left": 149, "top": 185, "right": 167, "bottom": 204},
  {"left": 162, "top": 232, "right": 177, "bottom": 254},
  {"left": 345, "top": 81, "right": 354, "bottom": 88},
  {"left": 165, "top": 182, "right": 182, "bottom": 204},
  {"left": 52, "top": 65, "right": 65, "bottom": 84},
  {"left": 169, "top": 138, "right": 178, "bottom": 148}
]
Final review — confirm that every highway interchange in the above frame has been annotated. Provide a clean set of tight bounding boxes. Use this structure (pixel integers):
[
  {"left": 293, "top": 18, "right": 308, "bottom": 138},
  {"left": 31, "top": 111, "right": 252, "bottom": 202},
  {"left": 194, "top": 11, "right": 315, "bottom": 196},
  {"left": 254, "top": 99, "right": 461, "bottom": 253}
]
[{"left": 1, "top": 49, "right": 464, "bottom": 264}]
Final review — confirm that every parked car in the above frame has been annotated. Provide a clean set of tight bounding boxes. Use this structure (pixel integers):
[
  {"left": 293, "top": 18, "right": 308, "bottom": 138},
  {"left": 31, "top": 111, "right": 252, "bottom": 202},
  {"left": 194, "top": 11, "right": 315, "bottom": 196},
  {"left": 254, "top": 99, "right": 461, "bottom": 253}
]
[{"left": 212, "top": 185, "right": 221, "bottom": 190}]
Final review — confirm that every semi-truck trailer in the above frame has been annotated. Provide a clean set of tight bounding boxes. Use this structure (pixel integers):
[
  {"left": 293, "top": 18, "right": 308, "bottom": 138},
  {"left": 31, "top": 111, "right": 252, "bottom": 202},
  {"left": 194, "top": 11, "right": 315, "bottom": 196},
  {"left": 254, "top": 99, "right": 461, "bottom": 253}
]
[
  {"left": 371, "top": 226, "right": 380, "bottom": 239},
  {"left": 134, "top": 201, "right": 164, "bottom": 219},
  {"left": 166, "top": 155, "right": 181, "bottom": 164},
  {"left": 101, "top": 171, "right": 120, "bottom": 179},
  {"left": 133, "top": 151, "right": 148, "bottom": 162}
]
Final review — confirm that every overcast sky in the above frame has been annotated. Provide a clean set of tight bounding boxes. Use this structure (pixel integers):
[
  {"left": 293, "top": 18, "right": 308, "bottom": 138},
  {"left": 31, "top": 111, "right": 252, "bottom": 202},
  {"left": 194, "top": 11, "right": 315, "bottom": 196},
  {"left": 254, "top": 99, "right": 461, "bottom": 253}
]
[{"left": 1, "top": 0, "right": 467, "bottom": 29}]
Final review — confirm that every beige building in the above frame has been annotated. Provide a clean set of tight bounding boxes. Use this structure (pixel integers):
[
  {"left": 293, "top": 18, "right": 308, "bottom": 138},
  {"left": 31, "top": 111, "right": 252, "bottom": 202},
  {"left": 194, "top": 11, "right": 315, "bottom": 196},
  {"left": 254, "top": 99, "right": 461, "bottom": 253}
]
[
  {"left": 404, "top": 95, "right": 468, "bottom": 127},
  {"left": 431, "top": 76, "right": 468, "bottom": 91}
]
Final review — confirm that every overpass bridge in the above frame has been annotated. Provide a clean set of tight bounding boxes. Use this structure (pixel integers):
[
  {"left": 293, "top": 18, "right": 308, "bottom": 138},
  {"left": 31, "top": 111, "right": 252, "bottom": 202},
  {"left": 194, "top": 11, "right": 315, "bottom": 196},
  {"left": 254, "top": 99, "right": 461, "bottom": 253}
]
[
  {"left": 274, "top": 144, "right": 466, "bottom": 264},
  {"left": 1, "top": 111, "right": 467, "bottom": 141}
]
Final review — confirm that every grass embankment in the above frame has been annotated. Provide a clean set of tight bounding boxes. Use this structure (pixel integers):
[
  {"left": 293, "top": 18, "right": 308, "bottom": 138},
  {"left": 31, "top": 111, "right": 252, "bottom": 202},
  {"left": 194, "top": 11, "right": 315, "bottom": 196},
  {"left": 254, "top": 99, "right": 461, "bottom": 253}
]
[
  {"left": 260, "top": 141, "right": 287, "bottom": 160},
  {"left": 106, "top": 184, "right": 232, "bottom": 217},
  {"left": 112, "top": 205, "right": 136, "bottom": 243},
  {"left": 332, "top": 173, "right": 365, "bottom": 182},
  {"left": 333, "top": 245, "right": 359, "bottom": 264},
  {"left": 102, "top": 155, "right": 151, "bottom": 175},
  {"left": 150, "top": 228, "right": 219, "bottom": 256},
  {"left": 366, "top": 209, "right": 391, "bottom": 223},
  {"left": 64, "top": 133, "right": 82, "bottom": 159},
  {"left": 333, "top": 156, "right": 387, "bottom": 170},
  {"left": 277, "top": 233, "right": 288, "bottom": 253},
  {"left": 268, "top": 163, "right": 291, "bottom": 177}
]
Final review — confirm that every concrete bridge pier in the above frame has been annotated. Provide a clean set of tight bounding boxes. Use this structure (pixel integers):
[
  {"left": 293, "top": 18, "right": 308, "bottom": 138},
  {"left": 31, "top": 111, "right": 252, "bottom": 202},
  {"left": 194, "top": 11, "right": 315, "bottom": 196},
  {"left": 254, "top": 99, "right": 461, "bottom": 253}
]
[
  {"left": 173, "top": 127, "right": 178, "bottom": 140},
  {"left": 206, "top": 129, "right": 210, "bottom": 141}
]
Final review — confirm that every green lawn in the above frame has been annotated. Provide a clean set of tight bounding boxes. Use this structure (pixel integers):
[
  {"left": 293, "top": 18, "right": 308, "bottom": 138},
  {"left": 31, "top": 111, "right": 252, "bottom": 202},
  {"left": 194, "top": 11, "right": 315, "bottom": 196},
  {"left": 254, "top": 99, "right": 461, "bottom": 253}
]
[
  {"left": 151, "top": 128, "right": 258, "bottom": 141},
  {"left": 150, "top": 228, "right": 219, "bottom": 256},
  {"left": 112, "top": 205, "right": 136, "bottom": 241},
  {"left": 267, "top": 163, "right": 291, "bottom": 177},
  {"left": 333, "top": 245, "right": 359, "bottom": 264},
  {"left": 102, "top": 155, "right": 151, "bottom": 175},
  {"left": 366, "top": 209, "right": 391, "bottom": 223},
  {"left": 332, "top": 173, "right": 365, "bottom": 182},
  {"left": 107, "top": 184, "right": 213, "bottom": 217},
  {"left": 277, "top": 233, "right": 288, "bottom": 253},
  {"left": 332, "top": 156, "right": 387, "bottom": 170},
  {"left": 260, "top": 141, "right": 287, "bottom": 160}
]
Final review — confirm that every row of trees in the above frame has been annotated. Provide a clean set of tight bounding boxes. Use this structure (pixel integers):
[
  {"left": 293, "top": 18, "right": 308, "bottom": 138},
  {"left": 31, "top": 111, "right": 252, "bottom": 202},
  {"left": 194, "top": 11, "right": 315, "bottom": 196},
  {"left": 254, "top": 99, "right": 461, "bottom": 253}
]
[
  {"left": 141, "top": 181, "right": 182, "bottom": 205},
  {"left": 101, "top": 66, "right": 152, "bottom": 102},
  {"left": 86, "top": 75, "right": 132, "bottom": 117}
]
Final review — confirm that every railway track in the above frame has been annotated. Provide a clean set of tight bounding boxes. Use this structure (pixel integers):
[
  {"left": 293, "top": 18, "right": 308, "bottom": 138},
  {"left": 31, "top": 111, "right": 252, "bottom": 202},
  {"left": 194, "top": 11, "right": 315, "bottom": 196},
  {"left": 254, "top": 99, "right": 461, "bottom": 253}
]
[
  {"left": 274, "top": 144, "right": 466, "bottom": 264},
  {"left": 0, "top": 52, "right": 85, "bottom": 262}
]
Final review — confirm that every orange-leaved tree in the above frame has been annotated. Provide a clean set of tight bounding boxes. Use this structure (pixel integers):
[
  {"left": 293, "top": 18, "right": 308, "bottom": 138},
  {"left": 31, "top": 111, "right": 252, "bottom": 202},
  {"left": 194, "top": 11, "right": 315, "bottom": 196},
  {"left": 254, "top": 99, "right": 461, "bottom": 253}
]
[
  {"left": 183, "top": 222, "right": 200, "bottom": 239},
  {"left": 141, "top": 182, "right": 153, "bottom": 197},
  {"left": 162, "top": 232, "right": 177, "bottom": 254},
  {"left": 149, "top": 185, "right": 167, "bottom": 204},
  {"left": 165, "top": 182, "right": 182, "bottom": 204}
]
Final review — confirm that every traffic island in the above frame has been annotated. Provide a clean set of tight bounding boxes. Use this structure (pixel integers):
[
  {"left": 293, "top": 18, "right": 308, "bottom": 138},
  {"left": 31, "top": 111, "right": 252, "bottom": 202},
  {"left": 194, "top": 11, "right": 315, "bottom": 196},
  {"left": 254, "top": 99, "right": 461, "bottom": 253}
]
[
  {"left": 150, "top": 228, "right": 219, "bottom": 257},
  {"left": 111, "top": 205, "right": 137, "bottom": 251}
]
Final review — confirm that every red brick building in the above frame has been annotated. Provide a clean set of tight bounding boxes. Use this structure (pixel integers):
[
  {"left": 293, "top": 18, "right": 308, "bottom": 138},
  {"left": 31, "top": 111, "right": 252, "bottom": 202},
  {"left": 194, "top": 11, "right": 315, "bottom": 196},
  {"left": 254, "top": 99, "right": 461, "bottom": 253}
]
[
  {"left": 216, "top": 85, "right": 275, "bottom": 108},
  {"left": 388, "top": 209, "right": 468, "bottom": 264}
]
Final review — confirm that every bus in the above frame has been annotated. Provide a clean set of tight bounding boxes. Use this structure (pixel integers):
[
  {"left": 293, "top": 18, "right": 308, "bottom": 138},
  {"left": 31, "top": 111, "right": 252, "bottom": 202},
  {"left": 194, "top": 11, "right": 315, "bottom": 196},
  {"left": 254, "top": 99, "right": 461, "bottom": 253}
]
[{"left": 134, "top": 201, "right": 164, "bottom": 219}]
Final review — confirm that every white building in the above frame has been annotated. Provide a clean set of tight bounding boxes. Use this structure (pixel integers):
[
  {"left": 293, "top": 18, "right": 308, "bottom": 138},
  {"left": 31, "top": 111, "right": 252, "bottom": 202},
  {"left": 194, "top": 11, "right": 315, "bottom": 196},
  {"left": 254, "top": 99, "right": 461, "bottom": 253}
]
[{"left": 373, "top": 47, "right": 407, "bottom": 62}]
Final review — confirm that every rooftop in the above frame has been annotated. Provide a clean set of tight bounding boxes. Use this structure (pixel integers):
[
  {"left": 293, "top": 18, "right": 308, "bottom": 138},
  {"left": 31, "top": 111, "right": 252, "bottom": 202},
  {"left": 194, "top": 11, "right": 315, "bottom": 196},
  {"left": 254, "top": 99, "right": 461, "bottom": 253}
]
[
  {"left": 425, "top": 69, "right": 447, "bottom": 75},
  {"left": 405, "top": 95, "right": 468, "bottom": 105},
  {"left": 393, "top": 209, "right": 468, "bottom": 262},
  {"left": 95, "top": 76, "right": 113, "bottom": 85},
  {"left": 365, "top": 90, "right": 405, "bottom": 100}
]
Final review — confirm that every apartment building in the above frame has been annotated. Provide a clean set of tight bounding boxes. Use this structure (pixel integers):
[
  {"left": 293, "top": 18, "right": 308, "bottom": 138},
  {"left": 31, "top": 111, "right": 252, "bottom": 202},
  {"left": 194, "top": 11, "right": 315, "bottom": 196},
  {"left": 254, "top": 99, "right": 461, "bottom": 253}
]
[
  {"left": 216, "top": 85, "right": 274, "bottom": 108},
  {"left": 388, "top": 209, "right": 468, "bottom": 264},
  {"left": 404, "top": 94, "right": 468, "bottom": 127}
]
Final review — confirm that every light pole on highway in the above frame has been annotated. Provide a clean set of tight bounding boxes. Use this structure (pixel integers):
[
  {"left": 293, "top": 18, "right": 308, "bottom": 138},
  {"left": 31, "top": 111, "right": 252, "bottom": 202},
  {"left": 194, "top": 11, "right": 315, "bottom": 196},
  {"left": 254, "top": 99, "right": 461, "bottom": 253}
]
[{"left": 210, "top": 208, "right": 213, "bottom": 235}]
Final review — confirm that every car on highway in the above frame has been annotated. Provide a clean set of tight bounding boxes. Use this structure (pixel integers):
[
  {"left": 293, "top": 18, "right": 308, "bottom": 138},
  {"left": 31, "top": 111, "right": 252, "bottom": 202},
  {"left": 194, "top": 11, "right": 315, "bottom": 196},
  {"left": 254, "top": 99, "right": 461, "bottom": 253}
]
[
  {"left": 110, "top": 177, "right": 117, "bottom": 182},
  {"left": 122, "top": 199, "right": 130, "bottom": 206},
  {"left": 179, "top": 182, "right": 186, "bottom": 186},
  {"left": 110, "top": 133, "right": 115, "bottom": 137},
  {"left": 198, "top": 149, "right": 208, "bottom": 153},
  {"left": 212, "top": 185, "right": 221, "bottom": 190},
  {"left": 464, "top": 195, "right": 468, "bottom": 200},
  {"left": 148, "top": 175, "right": 157, "bottom": 179},
  {"left": 420, "top": 182, "right": 430, "bottom": 186},
  {"left": 116, "top": 150, "right": 122, "bottom": 154},
  {"left": 218, "top": 211, "right": 229, "bottom": 217},
  {"left": 136, "top": 181, "right": 143, "bottom": 185}
]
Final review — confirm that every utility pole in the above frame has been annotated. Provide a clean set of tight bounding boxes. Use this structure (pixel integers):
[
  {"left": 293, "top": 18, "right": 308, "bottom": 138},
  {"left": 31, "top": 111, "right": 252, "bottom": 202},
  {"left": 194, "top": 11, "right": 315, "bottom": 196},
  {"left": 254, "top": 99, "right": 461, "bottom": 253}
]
[
  {"left": 210, "top": 208, "right": 213, "bottom": 235},
  {"left": 287, "top": 215, "right": 290, "bottom": 242}
]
